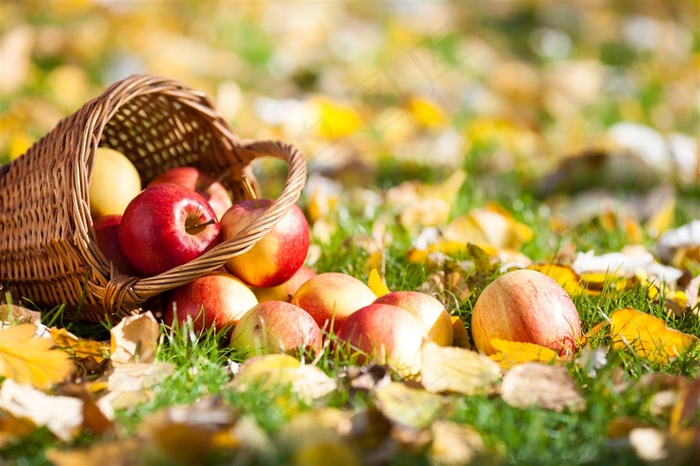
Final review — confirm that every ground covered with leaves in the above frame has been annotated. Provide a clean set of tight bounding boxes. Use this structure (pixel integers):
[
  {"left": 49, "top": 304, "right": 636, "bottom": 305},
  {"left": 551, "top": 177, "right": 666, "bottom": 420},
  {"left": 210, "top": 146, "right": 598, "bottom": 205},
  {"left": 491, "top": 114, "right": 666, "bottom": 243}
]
[{"left": 1, "top": 2, "right": 699, "bottom": 465}]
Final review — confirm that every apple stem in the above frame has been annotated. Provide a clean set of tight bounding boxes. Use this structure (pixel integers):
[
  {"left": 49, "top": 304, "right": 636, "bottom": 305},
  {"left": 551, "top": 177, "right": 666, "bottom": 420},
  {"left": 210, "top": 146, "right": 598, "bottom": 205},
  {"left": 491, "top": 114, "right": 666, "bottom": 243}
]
[
  {"left": 241, "top": 175, "right": 259, "bottom": 208},
  {"left": 186, "top": 218, "right": 216, "bottom": 233}
]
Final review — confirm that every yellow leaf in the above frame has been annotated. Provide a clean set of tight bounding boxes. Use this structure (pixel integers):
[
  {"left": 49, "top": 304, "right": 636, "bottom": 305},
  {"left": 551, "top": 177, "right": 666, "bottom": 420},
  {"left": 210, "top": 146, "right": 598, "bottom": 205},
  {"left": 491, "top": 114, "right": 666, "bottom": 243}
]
[
  {"left": 420, "top": 341, "right": 501, "bottom": 395},
  {"left": 0, "top": 324, "right": 74, "bottom": 390},
  {"left": 489, "top": 339, "right": 560, "bottom": 370},
  {"left": 314, "top": 97, "right": 363, "bottom": 139},
  {"left": 407, "top": 95, "right": 447, "bottom": 128},
  {"left": 527, "top": 264, "right": 585, "bottom": 296},
  {"left": 368, "top": 268, "right": 390, "bottom": 297},
  {"left": 444, "top": 204, "right": 532, "bottom": 251},
  {"left": 611, "top": 308, "right": 699, "bottom": 364},
  {"left": 50, "top": 327, "right": 109, "bottom": 362},
  {"left": 375, "top": 381, "right": 445, "bottom": 430}
]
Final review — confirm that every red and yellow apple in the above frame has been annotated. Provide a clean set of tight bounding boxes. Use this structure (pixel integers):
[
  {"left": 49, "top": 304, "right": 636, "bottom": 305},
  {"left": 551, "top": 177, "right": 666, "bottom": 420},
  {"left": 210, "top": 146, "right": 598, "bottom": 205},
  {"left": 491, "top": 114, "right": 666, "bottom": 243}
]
[
  {"left": 89, "top": 147, "right": 142, "bottom": 218},
  {"left": 291, "top": 272, "right": 377, "bottom": 334},
  {"left": 119, "top": 182, "right": 221, "bottom": 277},
  {"left": 147, "top": 166, "right": 233, "bottom": 220},
  {"left": 373, "top": 291, "right": 453, "bottom": 346},
  {"left": 335, "top": 303, "right": 426, "bottom": 376},
  {"left": 251, "top": 266, "right": 317, "bottom": 303},
  {"left": 471, "top": 269, "right": 582, "bottom": 356},
  {"left": 230, "top": 300, "right": 322, "bottom": 357},
  {"left": 163, "top": 271, "right": 258, "bottom": 335},
  {"left": 220, "top": 199, "right": 309, "bottom": 288}
]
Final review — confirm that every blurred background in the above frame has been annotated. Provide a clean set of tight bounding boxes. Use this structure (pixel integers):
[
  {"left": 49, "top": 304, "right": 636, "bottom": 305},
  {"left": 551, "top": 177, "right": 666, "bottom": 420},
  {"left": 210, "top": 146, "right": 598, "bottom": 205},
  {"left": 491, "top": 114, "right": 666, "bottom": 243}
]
[{"left": 1, "top": 1, "right": 698, "bottom": 195}]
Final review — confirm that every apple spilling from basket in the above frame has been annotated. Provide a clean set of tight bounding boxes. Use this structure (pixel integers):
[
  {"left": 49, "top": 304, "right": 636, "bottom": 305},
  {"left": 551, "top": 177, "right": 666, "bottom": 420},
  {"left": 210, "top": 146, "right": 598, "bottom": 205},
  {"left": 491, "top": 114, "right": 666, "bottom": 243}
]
[{"left": 91, "top": 147, "right": 582, "bottom": 373}]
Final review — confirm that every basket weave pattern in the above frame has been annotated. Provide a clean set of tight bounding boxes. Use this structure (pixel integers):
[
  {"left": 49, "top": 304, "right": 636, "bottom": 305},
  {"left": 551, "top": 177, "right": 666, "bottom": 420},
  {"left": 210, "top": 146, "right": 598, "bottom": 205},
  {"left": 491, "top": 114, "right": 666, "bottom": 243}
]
[{"left": 0, "top": 75, "right": 306, "bottom": 323}]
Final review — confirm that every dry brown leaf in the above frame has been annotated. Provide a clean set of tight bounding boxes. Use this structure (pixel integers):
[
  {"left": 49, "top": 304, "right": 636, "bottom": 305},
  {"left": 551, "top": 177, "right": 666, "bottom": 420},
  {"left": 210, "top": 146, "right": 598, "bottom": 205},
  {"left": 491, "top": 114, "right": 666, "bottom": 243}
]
[
  {"left": 0, "top": 410, "right": 36, "bottom": 448},
  {"left": 137, "top": 397, "right": 237, "bottom": 465},
  {"left": 428, "top": 420, "right": 504, "bottom": 466},
  {"left": 110, "top": 311, "right": 160, "bottom": 365},
  {"left": 629, "top": 427, "right": 697, "bottom": 466},
  {"left": 375, "top": 381, "right": 445, "bottom": 430},
  {"left": 500, "top": 362, "right": 585, "bottom": 412},
  {"left": 610, "top": 308, "right": 698, "bottom": 364},
  {"left": 0, "top": 379, "right": 83, "bottom": 441},
  {"left": 100, "top": 361, "right": 175, "bottom": 410},
  {"left": 489, "top": 339, "right": 561, "bottom": 371},
  {"left": 420, "top": 341, "right": 501, "bottom": 395},
  {"left": 46, "top": 439, "right": 143, "bottom": 466},
  {"left": 0, "top": 323, "right": 74, "bottom": 389}
]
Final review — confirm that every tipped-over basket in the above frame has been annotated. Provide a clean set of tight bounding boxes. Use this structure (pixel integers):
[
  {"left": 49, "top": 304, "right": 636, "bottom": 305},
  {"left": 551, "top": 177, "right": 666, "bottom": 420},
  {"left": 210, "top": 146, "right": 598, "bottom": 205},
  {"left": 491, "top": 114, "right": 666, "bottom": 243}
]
[{"left": 0, "top": 74, "right": 307, "bottom": 323}]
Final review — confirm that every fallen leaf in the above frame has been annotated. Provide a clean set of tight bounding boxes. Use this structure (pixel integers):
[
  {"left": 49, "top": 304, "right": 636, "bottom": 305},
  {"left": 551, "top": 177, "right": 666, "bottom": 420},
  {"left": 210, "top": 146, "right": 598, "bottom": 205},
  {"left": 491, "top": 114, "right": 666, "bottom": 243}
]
[
  {"left": 610, "top": 308, "right": 698, "bottom": 364},
  {"left": 231, "top": 354, "right": 337, "bottom": 404},
  {"left": 46, "top": 439, "right": 143, "bottom": 466},
  {"left": 277, "top": 409, "right": 359, "bottom": 466},
  {"left": 443, "top": 204, "right": 533, "bottom": 251},
  {"left": 527, "top": 264, "right": 585, "bottom": 296},
  {"left": 368, "top": 268, "right": 390, "bottom": 297},
  {"left": 450, "top": 316, "right": 471, "bottom": 349},
  {"left": 50, "top": 327, "right": 110, "bottom": 363},
  {"left": 375, "top": 381, "right": 445, "bottom": 430},
  {"left": 110, "top": 311, "right": 160, "bottom": 365},
  {"left": 500, "top": 362, "right": 585, "bottom": 412},
  {"left": 428, "top": 420, "right": 504, "bottom": 466},
  {"left": 100, "top": 361, "right": 175, "bottom": 410},
  {"left": 0, "top": 410, "right": 36, "bottom": 448},
  {"left": 137, "top": 397, "right": 237, "bottom": 465},
  {"left": 0, "top": 379, "right": 83, "bottom": 441},
  {"left": 0, "top": 323, "right": 74, "bottom": 389},
  {"left": 420, "top": 341, "right": 501, "bottom": 395},
  {"left": 407, "top": 95, "right": 447, "bottom": 128},
  {"left": 0, "top": 303, "right": 42, "bottom": 327},
  {"left": 489, "top": 339, "right": 561, "bottom": 370}
]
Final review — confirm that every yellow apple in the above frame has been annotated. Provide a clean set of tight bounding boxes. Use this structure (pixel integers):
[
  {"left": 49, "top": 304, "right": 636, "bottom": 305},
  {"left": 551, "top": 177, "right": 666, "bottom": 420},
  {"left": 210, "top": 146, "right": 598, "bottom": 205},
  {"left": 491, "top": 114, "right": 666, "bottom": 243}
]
[
  {"left": 373, "top": 291, "right": 454, "bottom": 346},
  {"left": 89, "top": 147, "right": 142, "bottom": 218}
]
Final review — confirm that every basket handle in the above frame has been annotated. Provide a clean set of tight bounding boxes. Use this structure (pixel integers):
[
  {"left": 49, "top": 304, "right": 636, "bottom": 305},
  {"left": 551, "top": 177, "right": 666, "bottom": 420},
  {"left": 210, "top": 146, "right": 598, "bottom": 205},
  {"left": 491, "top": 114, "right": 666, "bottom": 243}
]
[{"left": 103, "top": 139, "right": 307, "bottom": 315}]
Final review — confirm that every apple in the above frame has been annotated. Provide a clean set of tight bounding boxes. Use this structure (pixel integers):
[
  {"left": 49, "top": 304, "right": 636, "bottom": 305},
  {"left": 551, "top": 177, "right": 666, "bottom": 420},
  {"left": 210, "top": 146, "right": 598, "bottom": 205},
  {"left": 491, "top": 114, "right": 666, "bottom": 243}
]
[
  {"left": 93, "top": 214, "right": 139, "bottom": 276},
  {"left": 89, "top": 147, "right": 142, "bottom": 218},
  {"left": 373, "top": 291, "right": 454, "bottom": 346},
  {"left": 147, "top": 166, "right": 233, "bottom": 220},
  {"left": 251, "top": 266, "right": 317, "bottom": 303},
  {"left": 164, "top": 271, "right": 258, "bottom": 335},
  {"left": 230, "top": 300, "right": 322, "bottom": 358},
  {"left": 119, "top": 182, "right": 221, "bottom": 277},
  {"left": 291, "top": 272, "right": 377, "bottom": 334},
  {"left": 471, "top": 269, "right": 582, "bottom": 356},
  {"left": 335, "top": 303, "right": 426, "bottom": 377},
  {"left": 220, "top": 199, "right": 309, "bottom": 288}
]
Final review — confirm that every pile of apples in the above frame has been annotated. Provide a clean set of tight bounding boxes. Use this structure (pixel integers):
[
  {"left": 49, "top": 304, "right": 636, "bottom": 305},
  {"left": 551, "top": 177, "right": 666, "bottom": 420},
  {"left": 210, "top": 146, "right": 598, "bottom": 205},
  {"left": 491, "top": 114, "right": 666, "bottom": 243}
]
[
  {"left": 92, "top": 147, "right": 583, "bottom": 374},
  {"left": 89, "top": 147, "right": 457, "bottom": 374}
]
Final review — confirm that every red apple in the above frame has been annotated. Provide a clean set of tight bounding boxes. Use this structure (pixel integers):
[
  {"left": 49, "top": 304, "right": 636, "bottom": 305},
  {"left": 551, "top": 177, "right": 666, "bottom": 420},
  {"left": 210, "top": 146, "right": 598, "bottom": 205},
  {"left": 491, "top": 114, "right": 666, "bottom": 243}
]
[
  {"left": 471, "top": 269, "right": 582, "bottom": 356},
  {"left": 291, "top": 272, "right": 377, "bottom": 334},
  {"left": 230, "top": 301, "right": 322, "bottom": 357},
  {"left": 119, "top": 183, "right": 221, "bottom": 277},
  {"left": 220, "top": 199, "right": 309, "bottom": 288},
  {"left": 335, "top": 303, "right": 426, "bottom": 377},
  {"left": 147, "top": 166, "right": 233, "bottom": 220},
  {"left": 164, "top": 271, "right": 258, "bottom": 335},
  {"left": 251, "top": 266, "right": 317, "bottom": 303},
  {"left": 373, "top": 291, "right": 454, "bottom": 346},
  {"left": 93, "top": 214, "right": 139, "bottom": 276}
]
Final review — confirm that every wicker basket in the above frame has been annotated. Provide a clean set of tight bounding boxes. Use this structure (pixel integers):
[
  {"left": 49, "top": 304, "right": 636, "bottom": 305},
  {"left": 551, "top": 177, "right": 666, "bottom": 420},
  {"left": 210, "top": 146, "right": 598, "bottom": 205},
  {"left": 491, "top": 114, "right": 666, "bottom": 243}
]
[{"left": 0, "top": 74, "right": 307, "bottom": 323}]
